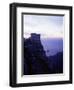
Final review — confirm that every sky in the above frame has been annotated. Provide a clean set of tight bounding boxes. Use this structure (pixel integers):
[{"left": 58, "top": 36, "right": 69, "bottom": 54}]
[
  {"left": 23, "top": 14, "right": 64, "bottom": 56},
  {"left": 23, "top": 14, "right": 64, "bottom": 39}
]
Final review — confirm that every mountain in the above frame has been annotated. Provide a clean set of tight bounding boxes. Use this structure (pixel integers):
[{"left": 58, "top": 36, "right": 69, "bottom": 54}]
[
  {"left": 23, "top": 33, "right": 63, "bottom": 75},
  {"left": 47, "top": 52, "right": 63, "bottom": 73}
]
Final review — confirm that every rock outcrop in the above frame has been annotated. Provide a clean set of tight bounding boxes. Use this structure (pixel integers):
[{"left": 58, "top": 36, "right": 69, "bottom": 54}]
[{"left": 23, "top": 33, "right": 63, "bottom": 75}]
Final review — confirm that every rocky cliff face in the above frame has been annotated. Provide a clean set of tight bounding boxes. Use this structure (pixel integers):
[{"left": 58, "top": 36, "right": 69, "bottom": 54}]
[
  {"left": 23, "top": 33, "right": 51, "bottom": 75},
  {"left": 23, "top": 33, "right": 63, "bottom": 75}
]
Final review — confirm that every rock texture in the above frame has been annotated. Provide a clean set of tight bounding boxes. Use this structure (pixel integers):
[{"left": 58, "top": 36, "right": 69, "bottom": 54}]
[{"left": 23, "top": 33, "right": 63, "bottom": 75}]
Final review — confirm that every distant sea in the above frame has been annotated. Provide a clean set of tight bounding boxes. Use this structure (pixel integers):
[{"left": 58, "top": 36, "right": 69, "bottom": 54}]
[{"left": 41, "top": 38, "right": 63, "bottom": 56}]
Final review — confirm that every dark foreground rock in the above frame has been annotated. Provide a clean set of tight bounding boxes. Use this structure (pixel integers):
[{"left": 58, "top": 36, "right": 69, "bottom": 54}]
[{"left": 23, "top": 33, "right": 63, "bottom": 75}]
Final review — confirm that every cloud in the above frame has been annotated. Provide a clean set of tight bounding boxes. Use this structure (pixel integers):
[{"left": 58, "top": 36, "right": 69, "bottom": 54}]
[{"left": 23, "top": 15, "right": 64, "bottom": 39}]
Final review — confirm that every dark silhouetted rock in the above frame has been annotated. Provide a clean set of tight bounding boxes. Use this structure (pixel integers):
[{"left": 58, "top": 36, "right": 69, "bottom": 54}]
[
  {"left": 23, "top": 33, "right": 51, "bottom": 75},
  {"left": 48, "top": 52, "right": 63, "bottom": 73},
  {"left": 23, "top": 33, "right": 63, "bottom": 75}
]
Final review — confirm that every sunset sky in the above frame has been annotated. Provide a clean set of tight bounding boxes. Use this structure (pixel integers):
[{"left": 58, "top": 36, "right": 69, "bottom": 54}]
[{"left": 23, "top": 14, "right": 64, "bottom": 39}]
